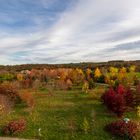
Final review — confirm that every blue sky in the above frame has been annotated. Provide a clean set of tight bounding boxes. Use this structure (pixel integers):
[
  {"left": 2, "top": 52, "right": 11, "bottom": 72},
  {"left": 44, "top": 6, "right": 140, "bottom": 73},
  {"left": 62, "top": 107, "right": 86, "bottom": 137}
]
[{"left": 0, "top": 0, "right": 140, "bottom": 65}]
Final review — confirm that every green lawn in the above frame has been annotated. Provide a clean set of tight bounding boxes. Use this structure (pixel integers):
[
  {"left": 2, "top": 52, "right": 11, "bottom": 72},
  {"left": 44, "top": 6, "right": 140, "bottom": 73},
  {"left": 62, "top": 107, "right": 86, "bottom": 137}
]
[
  {"left": 0, "top": 88, "right": 139, "bottom": 140},
  {"left": 137, "top": 72, "right": 140, "bottom": 79}
]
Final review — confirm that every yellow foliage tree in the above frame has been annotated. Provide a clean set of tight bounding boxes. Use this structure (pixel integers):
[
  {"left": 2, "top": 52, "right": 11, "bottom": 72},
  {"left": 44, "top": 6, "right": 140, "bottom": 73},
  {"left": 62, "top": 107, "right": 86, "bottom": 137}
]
[
  {"left": 17, "top": 73, "right": 23, "bottom": 81},
  {"left": 109, "top": 67, "right": 118, "bottom": 77},
  {"left": 69, "top": 69, "right": 85, "bottom": 85},
  {"left": 137, "top": 106, "right": 140, "bottom": 118},
  {"left": 117, "top": 67, "right": 127, "bottom": 82},
  {"left": 127, "top": 65, "right": 136, "bottom": 86},
  {"left": 94, "top": 68, "right": 101, "bottom": 78},
  {"left": 82, "top": 81, "right": 89, "bottom": 93},
  {"left": 129, "top": 65, "right": 136, "bottom": 73},
  {"left": 86, "top": 68, "right": 92, "bottom": 80},
  {"left": 105, "top": 74, "right": 110, "bottom": 84}
]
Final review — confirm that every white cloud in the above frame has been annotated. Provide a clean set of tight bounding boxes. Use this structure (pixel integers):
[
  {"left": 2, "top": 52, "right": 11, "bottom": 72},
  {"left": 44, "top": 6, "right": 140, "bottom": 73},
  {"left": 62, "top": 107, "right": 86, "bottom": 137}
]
[{"left": 0, "top": 0, "right": 140, "bottom": 64}]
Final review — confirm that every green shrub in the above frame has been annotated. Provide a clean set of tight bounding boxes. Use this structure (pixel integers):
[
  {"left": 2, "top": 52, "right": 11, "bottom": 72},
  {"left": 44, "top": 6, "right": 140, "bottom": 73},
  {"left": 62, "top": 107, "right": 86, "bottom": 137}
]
[
  {"left": 0, "top": 74, "right": 15, "bottom": 83},
  {"left": 82, "top": 117, "right": 90, "bottom": 134}
]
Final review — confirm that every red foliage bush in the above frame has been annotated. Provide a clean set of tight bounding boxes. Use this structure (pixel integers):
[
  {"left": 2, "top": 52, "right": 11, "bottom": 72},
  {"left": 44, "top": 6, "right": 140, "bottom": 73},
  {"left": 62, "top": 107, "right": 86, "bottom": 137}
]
[
  {"left": 19, "top": 91, "right": 35, "bottom": 109},
  {"left": 0, "top": 83, "right": 21, "bottom": 104},
  {"left": 133, "top": 83, "right": 140, "bottom": 107},
  {"left": 21, "top": 78, "right": 33, "bottom": 88},
  {"left": 102, "top": 88, "right": 126, "bottom": 117},
  {"left": 101, "top": 84, "right": 133, "bottom": 117},
  {"left": 102, "top": 87, "right": 115, "bottom": 104},
  {"left": 2, "top": 119, "right": 26, "bottom": 135},
  {"left": 124, "top": 88, "right": 134, "bottom": 107},
  {"left": 105, "top": 120, "right": 138, "bottom": 139},
  {"left": 116, "top": 84, "right": 125, "bottom": 95}
]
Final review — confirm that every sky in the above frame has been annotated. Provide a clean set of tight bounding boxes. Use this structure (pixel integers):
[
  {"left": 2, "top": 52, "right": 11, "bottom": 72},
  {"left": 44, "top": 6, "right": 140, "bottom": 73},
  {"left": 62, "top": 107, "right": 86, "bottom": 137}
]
[{"left": 0, "top": 0, "right": 140, "bottom": 65}]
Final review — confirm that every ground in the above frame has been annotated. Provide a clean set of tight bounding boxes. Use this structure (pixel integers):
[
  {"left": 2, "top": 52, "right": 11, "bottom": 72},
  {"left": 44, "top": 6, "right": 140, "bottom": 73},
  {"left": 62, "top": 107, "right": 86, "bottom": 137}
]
[{"left": 0, "top": 86, "right": 139, "bottom": 140}]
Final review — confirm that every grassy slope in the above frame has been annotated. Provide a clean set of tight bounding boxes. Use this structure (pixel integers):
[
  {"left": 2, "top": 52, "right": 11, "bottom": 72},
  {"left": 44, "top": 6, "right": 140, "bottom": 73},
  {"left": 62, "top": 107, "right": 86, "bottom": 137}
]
[{"left": 0, "top": 88, "right": 139, "bottom": 140}]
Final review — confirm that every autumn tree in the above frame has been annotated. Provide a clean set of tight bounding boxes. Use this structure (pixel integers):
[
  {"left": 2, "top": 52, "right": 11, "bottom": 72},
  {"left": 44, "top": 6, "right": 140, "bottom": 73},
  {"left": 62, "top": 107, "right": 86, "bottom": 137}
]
[
  {"left": 94, "top": 68, "right": 101, "bottom": 78},
  {"left": 127, "top": 66, "right": 136, "bottom": 86},
  {"left": 82, "top": 81, "right": 89, "bottom": 93},
  {"left": 86, "top": 68, "right": 92, "bottom": 80},
  {"left": 69, "top": 69, "right": 85, "bottom": 85},
  {"left": 94, "top": 67, "right": 104, "bottom": 83}
]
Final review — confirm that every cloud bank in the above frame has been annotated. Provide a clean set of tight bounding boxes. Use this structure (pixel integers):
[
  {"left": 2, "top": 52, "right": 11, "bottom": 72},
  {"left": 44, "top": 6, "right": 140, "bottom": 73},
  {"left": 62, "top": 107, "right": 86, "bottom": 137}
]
[{"left": 0, "top": 0, "right": 140, "bottom": 65}]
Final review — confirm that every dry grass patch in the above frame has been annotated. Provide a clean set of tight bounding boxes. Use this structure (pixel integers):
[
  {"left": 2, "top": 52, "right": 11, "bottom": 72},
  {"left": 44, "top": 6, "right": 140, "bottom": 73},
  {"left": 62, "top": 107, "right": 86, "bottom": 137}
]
[
  {"left": 0, "top": 95, "right": 13, "bottom": 114},
  {"left": 47, "top": 101, "right": 75, "bottom": 109}
]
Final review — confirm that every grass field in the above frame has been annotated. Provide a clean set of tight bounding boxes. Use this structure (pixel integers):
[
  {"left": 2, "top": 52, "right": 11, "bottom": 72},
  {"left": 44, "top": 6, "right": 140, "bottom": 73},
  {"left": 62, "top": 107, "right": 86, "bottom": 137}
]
[
  {"left": 0, "top": 86, "right": 139, "bottom": 140},
  {"left": 137, "top": 72, "right": 140, "bottom": 79}
]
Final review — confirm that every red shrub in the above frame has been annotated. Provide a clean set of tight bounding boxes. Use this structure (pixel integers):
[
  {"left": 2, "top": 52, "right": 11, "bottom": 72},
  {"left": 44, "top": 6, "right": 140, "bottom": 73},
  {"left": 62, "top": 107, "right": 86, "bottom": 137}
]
[
  {"left": 116, "top": 84, "right": 125, "bottom": 95},
  {"left": 21, "top": 78, "right": 33, "bottom": 88},
  {"left": 0, "top": 83, "right": 21, "bottom": 104},
  {"left": 101, "top": 84, "right": 133, "bottom": 117},
  {"left": 101, "top": 87, "right": 115, "bottom": 105},
  {"left": 18, "top": 91, "right": 35, "bottom": 109},
  {"left": 2, "top": 119, "right": 26, "bottom": 135},
  {"left": 124, "top": 88, "right": 134, "bottom": 107},
  {"left": 116, "top": 84, "right": 133, "bottom": 107},
  {"left": 105, "top": 120, "right": 138, "bottom": 139},
  {"left": 133, "top": 83, "right": 140, "bottom": 107},
  {"left": 102, "top": 88, "right": 126, "bottom": 117},
  {"left": 111, "top": 94, "right": 126, "bottom": 117}
]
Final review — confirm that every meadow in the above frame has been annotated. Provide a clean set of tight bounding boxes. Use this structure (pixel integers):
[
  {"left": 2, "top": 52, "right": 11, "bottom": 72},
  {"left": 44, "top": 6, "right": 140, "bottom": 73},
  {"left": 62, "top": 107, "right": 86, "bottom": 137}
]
[{"left": 0, "top": 66, "right": 140, "bottom": 140}]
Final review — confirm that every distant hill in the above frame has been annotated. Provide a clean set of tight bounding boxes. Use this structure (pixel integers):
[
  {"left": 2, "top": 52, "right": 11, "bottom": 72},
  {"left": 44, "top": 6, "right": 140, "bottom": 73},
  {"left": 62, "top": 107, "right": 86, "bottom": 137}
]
[{"left": 0, "top": 60, "right": 140, "bottom": 72}]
